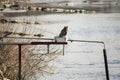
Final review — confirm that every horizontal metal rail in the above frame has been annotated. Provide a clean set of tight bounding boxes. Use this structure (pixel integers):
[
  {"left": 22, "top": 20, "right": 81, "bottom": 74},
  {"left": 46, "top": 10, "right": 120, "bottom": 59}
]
[
  {"left": 0, "top": 36, "right": 54, "bottom": 41},
  {"left": 0, "top": 41, "right": 67, "bottom": 80},
  {"left": 0, "top": 42, "right": 67, "bottom": 45},
  {"left": 0, "top": 36, "right": 105, "bottom": 48},
  {"left": 0, "top": 37, "right": 109, "bottom": 80}
]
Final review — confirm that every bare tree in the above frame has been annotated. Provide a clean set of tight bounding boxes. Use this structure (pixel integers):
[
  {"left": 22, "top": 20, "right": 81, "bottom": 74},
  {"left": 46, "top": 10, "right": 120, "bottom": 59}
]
[{"left": 0, "top": 22, "right": 62, "bottom": 80}]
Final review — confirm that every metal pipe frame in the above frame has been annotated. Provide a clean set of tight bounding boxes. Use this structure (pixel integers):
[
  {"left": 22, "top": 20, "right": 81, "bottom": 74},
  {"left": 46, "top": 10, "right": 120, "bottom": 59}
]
[
  {"left": 67, "top": 40, "right": 109, "bottom": 80},
  {"left": 0, "top": 41, "right": 67, "bottom": 80},
  {"left": 0, "top": 36, "right": 109, "bottom": 80}
]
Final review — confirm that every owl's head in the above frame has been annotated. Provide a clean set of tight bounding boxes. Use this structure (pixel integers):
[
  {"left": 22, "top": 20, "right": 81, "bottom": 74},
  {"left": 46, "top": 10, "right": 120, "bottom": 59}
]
[{"left": 64, "top": 26, "right": 68, "bottom": 30}]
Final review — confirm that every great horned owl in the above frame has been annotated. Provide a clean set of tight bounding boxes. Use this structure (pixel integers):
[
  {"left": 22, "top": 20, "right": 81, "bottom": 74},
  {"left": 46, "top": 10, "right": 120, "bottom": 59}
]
[{"left": 59, "top": 26, "right": 68, "bottom": 37}]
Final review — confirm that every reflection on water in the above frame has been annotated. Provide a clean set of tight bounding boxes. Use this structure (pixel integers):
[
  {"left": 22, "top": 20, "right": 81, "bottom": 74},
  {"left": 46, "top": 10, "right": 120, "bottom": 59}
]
[
  {"left": 37, "top": 13, "right": 120, "bottom": 80},
  {"left": 1, "top": 13, "right": 120, "bottom": 80}
]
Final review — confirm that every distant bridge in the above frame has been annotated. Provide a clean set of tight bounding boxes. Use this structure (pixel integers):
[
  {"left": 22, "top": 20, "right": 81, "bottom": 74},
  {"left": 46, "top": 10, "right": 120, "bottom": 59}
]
[{"left": 9, "top": 2, "right": 112, "bottom": 13}]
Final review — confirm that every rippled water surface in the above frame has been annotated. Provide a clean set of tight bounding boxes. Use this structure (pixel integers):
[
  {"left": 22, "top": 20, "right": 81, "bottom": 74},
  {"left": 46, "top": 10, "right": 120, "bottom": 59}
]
[
  {"left": 33, "top": 13, "right": 120, "bottom": 80},
  {"left": 2, "top": 13, "right": 120, "bottom": 80}
]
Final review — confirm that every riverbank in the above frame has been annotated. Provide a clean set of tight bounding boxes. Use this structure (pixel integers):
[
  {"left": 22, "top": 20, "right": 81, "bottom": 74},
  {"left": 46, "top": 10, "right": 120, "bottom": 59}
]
[{"left": 1, "top": 1, "right": 120, "bottom": 17}]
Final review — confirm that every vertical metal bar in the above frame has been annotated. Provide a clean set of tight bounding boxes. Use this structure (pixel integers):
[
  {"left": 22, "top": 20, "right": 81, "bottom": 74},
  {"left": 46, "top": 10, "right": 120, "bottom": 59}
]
[
  {"left": 47, "top": 45, "right": 49, "bottom": 54},
  {"left": 103, "top": 49, "right": 110, "bottom": 80},
  {"left": 63, "top": 45, "right": 65, "bottom": 55},
  {"left": 18, "top": 45, "right": 22, "bottom": 80}
]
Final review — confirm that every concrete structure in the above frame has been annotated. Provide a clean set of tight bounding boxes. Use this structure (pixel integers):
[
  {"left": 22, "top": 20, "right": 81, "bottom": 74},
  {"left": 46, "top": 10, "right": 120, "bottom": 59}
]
[{"left": 1, "top": 0, "right": 120, "bottom": 13}]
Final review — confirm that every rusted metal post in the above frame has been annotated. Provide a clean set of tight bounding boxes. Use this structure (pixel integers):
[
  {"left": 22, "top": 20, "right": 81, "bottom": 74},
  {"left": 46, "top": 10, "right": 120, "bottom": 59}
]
[{"left": 18, "top": 45, "right": 22, "bottom": 80}]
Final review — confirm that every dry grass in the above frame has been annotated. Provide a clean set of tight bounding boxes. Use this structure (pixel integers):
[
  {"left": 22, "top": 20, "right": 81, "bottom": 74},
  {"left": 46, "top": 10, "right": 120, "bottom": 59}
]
[{"left": 0, "top": 23, "right": 61, "bottom": 80}]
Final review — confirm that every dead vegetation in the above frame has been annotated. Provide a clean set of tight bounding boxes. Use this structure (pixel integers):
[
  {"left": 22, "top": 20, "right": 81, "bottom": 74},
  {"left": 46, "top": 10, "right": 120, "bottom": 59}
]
[{"left": 0, "top": 23, "right": 62, "bottom": 80}]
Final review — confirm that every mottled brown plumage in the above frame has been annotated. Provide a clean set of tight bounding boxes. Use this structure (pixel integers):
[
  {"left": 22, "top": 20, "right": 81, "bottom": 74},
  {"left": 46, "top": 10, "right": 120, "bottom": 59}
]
[{"left": 59, "top": 26, "right": 68, "bottom": 37}]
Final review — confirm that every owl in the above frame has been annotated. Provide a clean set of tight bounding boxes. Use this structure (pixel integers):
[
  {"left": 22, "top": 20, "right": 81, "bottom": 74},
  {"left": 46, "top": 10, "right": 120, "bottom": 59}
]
[{"left": 59, "top": 26, "right": 68, "bottom": 37}]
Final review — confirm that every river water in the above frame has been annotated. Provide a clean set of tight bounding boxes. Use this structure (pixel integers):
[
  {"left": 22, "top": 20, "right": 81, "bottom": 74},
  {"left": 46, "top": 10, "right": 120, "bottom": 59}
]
[
  {"left": 1, "top": 12, "right": 120, "bottom": 80},
  {"left": 37, "top": 13, "right": 120, "bottom": 80}
]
